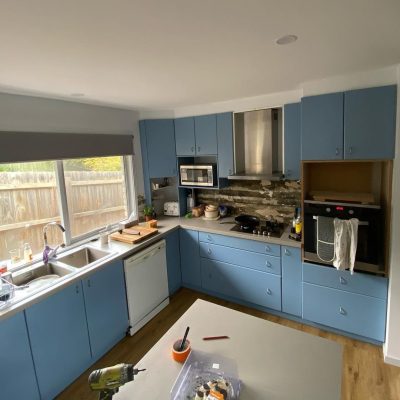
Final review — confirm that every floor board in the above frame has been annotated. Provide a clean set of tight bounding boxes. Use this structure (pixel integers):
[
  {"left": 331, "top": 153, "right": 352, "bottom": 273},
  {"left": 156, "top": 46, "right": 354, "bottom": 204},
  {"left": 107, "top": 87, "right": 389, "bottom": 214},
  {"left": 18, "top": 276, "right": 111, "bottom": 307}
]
[{"left": 56, "top": 288, "right": 400, "bottom": 400}]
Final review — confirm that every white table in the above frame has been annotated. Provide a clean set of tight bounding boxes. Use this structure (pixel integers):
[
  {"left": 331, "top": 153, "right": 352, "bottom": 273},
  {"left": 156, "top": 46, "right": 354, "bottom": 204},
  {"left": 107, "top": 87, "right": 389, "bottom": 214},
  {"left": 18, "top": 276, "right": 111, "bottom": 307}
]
[{"left": 116, "top": 299, "right": 342, "bottom": 399}]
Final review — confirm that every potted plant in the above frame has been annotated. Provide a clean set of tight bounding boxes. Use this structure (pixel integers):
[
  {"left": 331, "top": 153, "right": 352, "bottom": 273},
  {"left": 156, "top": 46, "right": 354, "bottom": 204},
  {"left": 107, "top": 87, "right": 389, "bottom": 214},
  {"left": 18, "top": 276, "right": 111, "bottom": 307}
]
[{"left": 143, "top": 204, "right": 154, "bottom": 222}]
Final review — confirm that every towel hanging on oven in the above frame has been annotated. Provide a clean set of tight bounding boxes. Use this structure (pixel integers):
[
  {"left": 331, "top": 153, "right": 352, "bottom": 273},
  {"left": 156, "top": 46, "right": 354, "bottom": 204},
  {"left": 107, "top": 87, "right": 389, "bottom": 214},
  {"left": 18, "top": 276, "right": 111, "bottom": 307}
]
[{"left": 333, "top": 218, "right": 359, "bottom": 274}]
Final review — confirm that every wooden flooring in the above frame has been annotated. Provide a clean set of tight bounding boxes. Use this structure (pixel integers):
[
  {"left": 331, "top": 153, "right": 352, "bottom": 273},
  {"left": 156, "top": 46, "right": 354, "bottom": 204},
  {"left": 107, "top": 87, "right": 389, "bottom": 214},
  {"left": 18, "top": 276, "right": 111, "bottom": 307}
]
[{"left": 57, "top": 288, "right": 400, "bottom": 400}]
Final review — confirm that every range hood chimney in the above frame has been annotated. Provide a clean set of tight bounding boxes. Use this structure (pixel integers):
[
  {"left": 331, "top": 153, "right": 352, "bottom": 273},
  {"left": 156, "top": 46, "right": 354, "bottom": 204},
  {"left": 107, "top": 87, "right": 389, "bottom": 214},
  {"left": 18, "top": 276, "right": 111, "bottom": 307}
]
[{"left": 229, "top": 108, "right": 283, "bottom": 181}]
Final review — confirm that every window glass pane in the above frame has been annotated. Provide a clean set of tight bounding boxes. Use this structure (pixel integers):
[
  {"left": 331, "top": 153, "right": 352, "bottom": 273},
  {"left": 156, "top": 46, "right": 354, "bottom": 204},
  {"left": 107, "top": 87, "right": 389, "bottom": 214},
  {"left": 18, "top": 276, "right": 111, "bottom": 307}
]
[
  {"left": 63, "top": 156, "right": 129, "bottom": 238},
  {"left": 0, "top": 161, "right": 61, "bottom": 262}
]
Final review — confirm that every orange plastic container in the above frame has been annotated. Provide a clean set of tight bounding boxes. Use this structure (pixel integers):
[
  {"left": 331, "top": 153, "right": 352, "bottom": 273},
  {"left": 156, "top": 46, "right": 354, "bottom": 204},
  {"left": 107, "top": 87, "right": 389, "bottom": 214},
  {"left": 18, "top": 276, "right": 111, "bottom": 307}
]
[{"left": 172, "top": 339, "right": 191, "bottom": 363}]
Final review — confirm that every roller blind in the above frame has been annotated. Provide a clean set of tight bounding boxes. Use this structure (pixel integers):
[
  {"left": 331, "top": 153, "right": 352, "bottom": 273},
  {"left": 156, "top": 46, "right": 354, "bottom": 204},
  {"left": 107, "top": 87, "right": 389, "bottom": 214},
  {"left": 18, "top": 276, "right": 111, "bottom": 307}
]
[{"left": 0, "top": 132, "right": 134, "bottom": 163}]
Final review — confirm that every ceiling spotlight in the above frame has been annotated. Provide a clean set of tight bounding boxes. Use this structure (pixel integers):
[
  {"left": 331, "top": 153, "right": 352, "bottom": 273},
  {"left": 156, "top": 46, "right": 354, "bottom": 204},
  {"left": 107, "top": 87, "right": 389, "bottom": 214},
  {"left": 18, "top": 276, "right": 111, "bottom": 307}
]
[
  {"left": 276, "top": 35, "right": 298, "bottom": 45},
  {"left": 71, "top": 93, "right": 85, "bottom": 97}
]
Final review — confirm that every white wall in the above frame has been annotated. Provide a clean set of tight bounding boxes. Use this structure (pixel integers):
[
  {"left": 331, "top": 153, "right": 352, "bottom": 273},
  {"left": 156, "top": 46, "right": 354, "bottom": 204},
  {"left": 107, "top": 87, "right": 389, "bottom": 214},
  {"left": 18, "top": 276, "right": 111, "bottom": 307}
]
[{"left": 384, "top": 64, "right": 400, "bottom": 367}]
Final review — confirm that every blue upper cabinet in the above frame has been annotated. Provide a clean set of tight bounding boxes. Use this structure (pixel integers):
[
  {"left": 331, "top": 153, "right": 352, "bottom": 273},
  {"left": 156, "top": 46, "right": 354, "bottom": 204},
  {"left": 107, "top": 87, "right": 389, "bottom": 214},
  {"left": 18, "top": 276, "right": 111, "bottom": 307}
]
[
  {"left": 0, "top": 312, "right": 40, "bottom": 400},
  {"left": 301, "top": 92, "right": 344, "bottom": 160},
  {"left": 82, "top": 260, "right": 128, "bottom": 361},
  {"left": 25, "top": 282, "right": 91, "bottom": 400},
  {"left": 217, "top": 112, "right": 234, "bottom": 177},
  {"left": 141, "top": 119, "right": 177, "bottom": 178},
  {"left": 283, "top": 103, "right": 301, "bottom": 180},
  {"left": 344, "top": 85, "right": 397, "bottom": 160},
  {"left": 175, "top": 117, "right": 196, "bottom": 156},
  {"left": 194, "top": 114, "right": 218, "bottom": 155}
]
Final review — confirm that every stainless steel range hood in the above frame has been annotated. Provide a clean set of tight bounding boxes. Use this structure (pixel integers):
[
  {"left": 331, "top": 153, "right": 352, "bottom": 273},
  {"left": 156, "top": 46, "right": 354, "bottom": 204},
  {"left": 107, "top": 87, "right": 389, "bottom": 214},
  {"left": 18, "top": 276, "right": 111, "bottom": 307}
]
[{"left": 229, "top": 108, "right": 283, "bottom": 181}]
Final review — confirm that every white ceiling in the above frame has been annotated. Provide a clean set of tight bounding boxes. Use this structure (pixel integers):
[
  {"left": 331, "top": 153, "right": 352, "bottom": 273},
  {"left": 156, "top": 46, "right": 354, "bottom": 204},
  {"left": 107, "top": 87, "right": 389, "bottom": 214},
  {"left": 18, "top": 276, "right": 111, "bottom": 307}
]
[{"left": 1, "top": 0, "right": 400, "bottom": 110}]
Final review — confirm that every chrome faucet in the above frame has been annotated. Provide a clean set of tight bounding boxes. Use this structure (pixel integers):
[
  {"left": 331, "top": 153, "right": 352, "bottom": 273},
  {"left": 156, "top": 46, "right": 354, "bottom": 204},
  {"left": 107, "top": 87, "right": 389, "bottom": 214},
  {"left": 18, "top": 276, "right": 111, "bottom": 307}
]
[{"left": 43, "top": 222, "right": 66, "bottom": 264}]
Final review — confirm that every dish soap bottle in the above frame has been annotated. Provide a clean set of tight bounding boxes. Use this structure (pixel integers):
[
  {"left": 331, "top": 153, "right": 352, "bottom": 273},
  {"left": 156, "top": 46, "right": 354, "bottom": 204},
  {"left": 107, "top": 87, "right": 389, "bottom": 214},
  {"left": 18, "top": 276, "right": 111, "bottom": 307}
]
[{"left": 23, "top": 243, "right": 33, "bottom": 262}]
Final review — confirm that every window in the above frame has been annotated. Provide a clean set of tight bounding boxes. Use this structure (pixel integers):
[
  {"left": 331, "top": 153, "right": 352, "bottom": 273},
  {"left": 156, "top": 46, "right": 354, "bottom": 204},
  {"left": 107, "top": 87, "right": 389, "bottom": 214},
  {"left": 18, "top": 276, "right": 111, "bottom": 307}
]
[{"left": 0, "top": 156, "right": 135, "bottom": 263}]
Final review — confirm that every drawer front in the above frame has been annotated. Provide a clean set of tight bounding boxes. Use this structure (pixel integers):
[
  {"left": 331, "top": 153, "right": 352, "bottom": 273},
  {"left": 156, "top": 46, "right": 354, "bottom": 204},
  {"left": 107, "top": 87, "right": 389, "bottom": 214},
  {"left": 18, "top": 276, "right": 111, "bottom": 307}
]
[
  {"left": 303, "top": 262, "right": 388, "bottom": 299},
  {"left": 199, "top": 242, "right": 281, "bottom": 275},
  {"left": 303, "top": 283, "right": 387, "bottom": 341},
  {"left": 199, "top": 231, "right": 281, "bottom": 257},
  {"left": 201, "top": 258, "right": 282, "bottom": 311}
]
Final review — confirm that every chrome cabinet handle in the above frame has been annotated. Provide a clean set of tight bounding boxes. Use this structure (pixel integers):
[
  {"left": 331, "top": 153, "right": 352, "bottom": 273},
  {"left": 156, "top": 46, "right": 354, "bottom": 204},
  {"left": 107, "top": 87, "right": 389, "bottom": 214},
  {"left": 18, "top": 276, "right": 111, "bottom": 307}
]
[
  {"left": 266, "top": 288, "right": 272, "bottom": 295},
  {"left": 266, "top": 261, "right": 272, "bottom": 268},
  {"left": 207, "top": 234, "right": 212, "bottom": 241},
  {"left": 339, "top": 306, "right": 346, "bottom": 315},
  {"left": 339, "top": 276, "right": 347, "bottom": 285},
  {"left": 191, "top": 146, "right": 194, "bottom": 153},
  {"left": 335, "top": 148, "right": 339, "bottom": 156},
  {"left": 207, "top": 248, "right": 212, "bottom": 255},
  {"left": 265, "top": 245, "right": 271, "bottom": 253},
  {"left": 284, "top": 248, "right": 290, "bottom": 256},
  {"left": 228, "top": 169, "right": 232, "bottom": 175},
  {"left": 87, "top": 279, "right": 91, "bottom": 288},
  {"left": 75, "top": 285, "right": 79, "bottom": 294},
  {"left": 197, "top": 146, "right": 201, "bottom": 153},
  {"left": 349, "top": 146, "right": 353, "bottom": 155}
]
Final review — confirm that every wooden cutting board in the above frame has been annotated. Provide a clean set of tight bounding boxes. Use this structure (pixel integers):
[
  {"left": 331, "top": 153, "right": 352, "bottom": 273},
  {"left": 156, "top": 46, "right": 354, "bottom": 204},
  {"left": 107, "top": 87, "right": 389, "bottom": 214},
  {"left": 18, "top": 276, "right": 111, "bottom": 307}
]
[{"left": 110, "top": 226, "right": 159, "bottom": 244}]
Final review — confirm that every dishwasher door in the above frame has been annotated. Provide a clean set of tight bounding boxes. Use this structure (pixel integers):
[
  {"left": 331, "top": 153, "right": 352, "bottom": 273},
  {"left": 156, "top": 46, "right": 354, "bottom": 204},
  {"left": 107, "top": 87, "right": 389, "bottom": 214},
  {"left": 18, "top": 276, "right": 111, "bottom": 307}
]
[{"left": 124, "top": 240, "right": 169, "bottom": 336}]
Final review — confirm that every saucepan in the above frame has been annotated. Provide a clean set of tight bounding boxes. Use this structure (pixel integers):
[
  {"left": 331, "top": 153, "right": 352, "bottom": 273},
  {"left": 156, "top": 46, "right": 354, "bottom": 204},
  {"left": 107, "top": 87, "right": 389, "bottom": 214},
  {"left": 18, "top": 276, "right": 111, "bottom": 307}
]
[{"left": 234, "top": 214, "right": 260, "bottom": 230}]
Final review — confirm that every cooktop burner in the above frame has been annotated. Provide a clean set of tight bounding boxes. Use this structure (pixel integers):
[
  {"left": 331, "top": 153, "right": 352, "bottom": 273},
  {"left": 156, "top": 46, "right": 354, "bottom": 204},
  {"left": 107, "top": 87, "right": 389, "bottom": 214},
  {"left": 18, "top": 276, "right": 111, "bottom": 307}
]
[{"left": 230, "top": 220, "right": 285, "bottom": 238}]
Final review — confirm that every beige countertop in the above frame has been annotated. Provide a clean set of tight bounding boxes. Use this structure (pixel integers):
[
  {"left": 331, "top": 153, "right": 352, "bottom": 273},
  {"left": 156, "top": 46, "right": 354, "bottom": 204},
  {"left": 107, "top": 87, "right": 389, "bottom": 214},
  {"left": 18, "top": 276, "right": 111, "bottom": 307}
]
[
  {"left": 0, "top": 217, "right": 301, "bottom": 321},
  {"left": 116, "top": 299, "right": 342, "bottom": 400}
]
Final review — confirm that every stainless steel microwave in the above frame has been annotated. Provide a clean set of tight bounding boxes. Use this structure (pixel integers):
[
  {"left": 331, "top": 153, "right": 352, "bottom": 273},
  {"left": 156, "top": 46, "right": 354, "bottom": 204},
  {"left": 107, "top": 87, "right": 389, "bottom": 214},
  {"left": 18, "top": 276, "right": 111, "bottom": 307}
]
[{"left": 179, "top": 164, "right": 217, "bottom": 187}]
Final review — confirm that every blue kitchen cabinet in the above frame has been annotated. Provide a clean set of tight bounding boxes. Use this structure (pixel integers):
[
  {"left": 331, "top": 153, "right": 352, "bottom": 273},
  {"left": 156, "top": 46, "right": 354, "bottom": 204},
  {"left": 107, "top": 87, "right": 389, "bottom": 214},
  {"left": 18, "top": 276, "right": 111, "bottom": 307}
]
[
  {"left": 82, "top": 260, "right": 128, "bottom": 361},
  {"left": 194, "top": 114, "right": 218, "bottom": 155},
  {"left": 179, "top": 228, "right": 201, "bottom": 289},
  {"left": 175, "top": 117, "right": 196, "bottom": 156},
  {"left": 217, "top": 112, "right": 234, "bottom": 177},
  {"left": 141, "top": 119, "right": 177, "bottom": 178},
  {"left": 166, "top": 229, "right": 182, "bottom": 295},
  {"left": 281, "top": 246, "right": 302, "bottom": 317},
  {"left": 201, "top": 258, "right": 282, "bottom": 311},
  {"left": 301, "top": 92, "right": 344, "bottom": 160},
  {"left": 25, "top": 282, "right": 91, "bottom": 400},
  {"left": 284, "top": 103, "right": 301, "bottom": 180},
  {"left": 139, "top": 121, "right": 151, "bottom": 204},
  {"left": 0, "top": 312, "right": 40, "bottom": 400},
  {"left": 344, "top": 85, "right": 397, "bottom": 160}
]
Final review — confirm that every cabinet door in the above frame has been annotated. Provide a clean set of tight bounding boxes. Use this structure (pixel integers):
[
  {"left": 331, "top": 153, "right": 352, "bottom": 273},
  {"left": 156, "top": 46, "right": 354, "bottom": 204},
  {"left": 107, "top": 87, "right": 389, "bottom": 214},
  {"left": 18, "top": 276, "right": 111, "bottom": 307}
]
[
  {"left": 217, "top": 112, "right": 234, "bottom": 177},
  {"left": 175, "top": 117, "right": 196, "bottom": 156},
  {"left": 179, "top": 229, "right": 201, "bottom": 288},
  {"left": 166, "top": 229, "right": 182, "bottom": 295},
  {"left": 25, "top": 283, "right": 91, "bottom": 400},
  {"left": 301, "top": 92, "right": 344, "bottom": 160},
  {"left": 344, "top": 85, "right": 397, "bottom": 160},
  {"left": 194, "top": 114, "right": 218, "bottom": 155},
  {"left": 139, "top": 120, "right": 152, "bottom": 204},
  {"left": 284, "top": 103, "right": 301, "bottom": 180},
  {"left": 281, "top": 246, "right": 302, "bottom": 316},
  {"left": 144, "top": 119, "right": 177, "bottom": 178},
  {"left": 0, "top": 312, "right": 40, "bottom": 400},
  {"left": 83, "top": 260, "right": 128, "bottom": 361},
  {"left": 201, "top": 258, "right": 281, "bottom": 311}
]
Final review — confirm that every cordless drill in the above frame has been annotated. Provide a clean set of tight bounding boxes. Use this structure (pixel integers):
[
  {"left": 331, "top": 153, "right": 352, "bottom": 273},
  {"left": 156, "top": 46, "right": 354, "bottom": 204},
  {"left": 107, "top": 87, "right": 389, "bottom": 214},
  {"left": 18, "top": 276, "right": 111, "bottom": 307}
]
[{"left": 88, "top": 363, "right": 146, "bottom": 400}]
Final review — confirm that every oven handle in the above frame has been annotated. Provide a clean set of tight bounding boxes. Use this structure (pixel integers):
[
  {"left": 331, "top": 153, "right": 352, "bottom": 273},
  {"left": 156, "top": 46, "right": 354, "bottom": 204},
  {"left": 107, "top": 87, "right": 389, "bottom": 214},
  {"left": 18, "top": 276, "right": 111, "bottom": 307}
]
[{"left": 312, "top": 216, "right": 369, "bottom": 226}]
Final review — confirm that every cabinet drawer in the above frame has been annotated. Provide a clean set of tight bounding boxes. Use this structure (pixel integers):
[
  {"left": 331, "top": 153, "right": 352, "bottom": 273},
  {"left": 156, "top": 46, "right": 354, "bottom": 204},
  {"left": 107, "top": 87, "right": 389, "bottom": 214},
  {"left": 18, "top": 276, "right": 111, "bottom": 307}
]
[
  {"left": 200, "top": 242, "right": 281, "bottom": 275},
  {"left": 201, "top": 258, "right": 281, "bottom": 311},
  {"left": 303, "top": 262, "right": 388, "bottom": 299},
  {"left": 199, "top": 231, "right": 280, "bottom": 257},
  {"left": 303, "top": 283, "right": 387, "bottom": 341}
]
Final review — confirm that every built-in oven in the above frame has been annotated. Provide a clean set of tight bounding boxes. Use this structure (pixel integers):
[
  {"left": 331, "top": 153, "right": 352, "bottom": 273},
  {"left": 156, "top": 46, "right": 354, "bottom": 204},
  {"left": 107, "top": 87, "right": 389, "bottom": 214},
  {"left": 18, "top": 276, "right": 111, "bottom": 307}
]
[
  {"left": 179, "top": 164, "right": 217, "bottom": 187},
  {"left": 303, "top": 200, "right": 383, "bottom": 274}
]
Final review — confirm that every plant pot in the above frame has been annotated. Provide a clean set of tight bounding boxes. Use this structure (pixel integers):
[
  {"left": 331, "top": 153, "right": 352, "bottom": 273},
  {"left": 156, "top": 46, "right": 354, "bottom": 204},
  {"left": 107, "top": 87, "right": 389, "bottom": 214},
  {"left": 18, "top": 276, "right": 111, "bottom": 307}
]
[{"left": 145, "top": 215, "right": 152, "bottom": 222}]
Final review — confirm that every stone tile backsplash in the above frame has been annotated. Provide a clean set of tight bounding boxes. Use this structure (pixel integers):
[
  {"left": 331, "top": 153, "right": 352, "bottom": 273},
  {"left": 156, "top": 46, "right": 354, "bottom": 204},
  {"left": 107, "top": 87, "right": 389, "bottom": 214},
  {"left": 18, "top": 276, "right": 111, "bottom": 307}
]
[{"left": 196, "top": 180, "right": 301, "bottom": 223}]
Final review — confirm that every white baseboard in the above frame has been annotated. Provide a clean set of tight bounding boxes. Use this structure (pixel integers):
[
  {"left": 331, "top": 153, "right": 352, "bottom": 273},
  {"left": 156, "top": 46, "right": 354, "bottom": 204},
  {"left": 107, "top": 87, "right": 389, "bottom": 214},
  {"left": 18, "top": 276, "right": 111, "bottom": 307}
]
[
  {"left": 383, "top": 342, "right": 400, "bottom": 367},
  {"left": 129, "top": 297, "right": 170, "bottom": 336}
]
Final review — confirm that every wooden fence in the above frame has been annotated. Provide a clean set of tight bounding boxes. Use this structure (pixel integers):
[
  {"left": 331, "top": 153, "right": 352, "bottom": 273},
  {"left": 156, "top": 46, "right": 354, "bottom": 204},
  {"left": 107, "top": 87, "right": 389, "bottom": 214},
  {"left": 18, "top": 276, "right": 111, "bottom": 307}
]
[{"left": 0, "top": 171, "right": 127, "bottom": 261}]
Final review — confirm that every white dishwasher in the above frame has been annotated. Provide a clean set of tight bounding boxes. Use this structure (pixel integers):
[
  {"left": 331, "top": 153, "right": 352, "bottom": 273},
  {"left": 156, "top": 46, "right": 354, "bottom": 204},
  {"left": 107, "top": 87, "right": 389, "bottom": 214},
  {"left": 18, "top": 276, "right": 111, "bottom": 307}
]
[{"left": 124, "top": 240, "right": 169, "bottom": 336}]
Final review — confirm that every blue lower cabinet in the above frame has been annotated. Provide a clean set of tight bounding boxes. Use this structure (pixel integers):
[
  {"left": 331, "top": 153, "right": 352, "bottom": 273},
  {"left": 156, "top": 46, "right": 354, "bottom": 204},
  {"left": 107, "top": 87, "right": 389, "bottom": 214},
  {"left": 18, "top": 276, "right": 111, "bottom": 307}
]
[
  {"left": 200, "top": 241, "right": 281, "bottom": 275},
  {"left": 25, "top": 282, "right": 92, "bottom": 400},
  {"left": 165, "top": 229, "right": 182, "bottom": 295},
  {"left": 82, "top": 260, "right": 128, "bottom": 361},
  {"left": 281, "top": 246, "right": 302, "bottom": 317},
  {"left": 303, "top": 282, "right": 387, "bottom": 341},
  {"left": 201, "top": 258, "right": 281, "bottom": 311},
  {"left": 0, "top": 312, "right": 40, "bottom": 400},
  {"left": 180, "top": 229, "right": 201, "bottom": 288}
]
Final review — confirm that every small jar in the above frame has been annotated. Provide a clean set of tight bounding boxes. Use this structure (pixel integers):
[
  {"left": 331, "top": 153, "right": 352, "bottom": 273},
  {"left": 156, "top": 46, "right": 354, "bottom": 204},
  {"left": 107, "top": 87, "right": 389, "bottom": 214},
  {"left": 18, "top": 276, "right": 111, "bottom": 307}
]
[{"left": 23, "top": 243, "right": 33, "bottom": 262}]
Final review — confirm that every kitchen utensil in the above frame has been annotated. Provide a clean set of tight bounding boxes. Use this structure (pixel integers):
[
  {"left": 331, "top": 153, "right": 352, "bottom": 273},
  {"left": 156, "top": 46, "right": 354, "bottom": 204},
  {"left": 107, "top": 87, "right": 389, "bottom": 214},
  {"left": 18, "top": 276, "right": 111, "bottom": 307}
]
[
  {"left": 234, "top": 214, "right": 260, "bottom": 231},
  {"left": 110, "top": 226, "right": 158, "bottom": 244},
  {"left": 179, "top": 326, "right": 190, "bottom": 351},
  {"left": 204, "top": 209, "right": 219, "bottom": 219},
  {"left": 202, "top": 335, "right": 229, "bottom": 341},
  {"left": 202, "top": 215, "right": 220, "bottom": 221}
]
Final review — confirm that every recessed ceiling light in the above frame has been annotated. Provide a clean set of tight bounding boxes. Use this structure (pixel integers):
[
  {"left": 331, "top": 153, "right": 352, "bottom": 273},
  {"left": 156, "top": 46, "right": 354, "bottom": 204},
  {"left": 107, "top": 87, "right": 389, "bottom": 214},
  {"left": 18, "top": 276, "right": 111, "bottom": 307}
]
[
  {"left": 71, "top": 93, "right": 85, "bottom": 97},
  {"left": 276, "top": 35, "right": 298, "bottom": 45}
]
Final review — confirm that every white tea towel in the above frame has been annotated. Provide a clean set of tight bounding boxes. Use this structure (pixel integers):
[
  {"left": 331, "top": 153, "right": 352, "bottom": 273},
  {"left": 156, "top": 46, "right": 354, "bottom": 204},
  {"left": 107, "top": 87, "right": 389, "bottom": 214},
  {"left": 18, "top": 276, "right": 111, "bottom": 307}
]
[{"left": 333, "top": 218, "right": 359, "bottom": 274}]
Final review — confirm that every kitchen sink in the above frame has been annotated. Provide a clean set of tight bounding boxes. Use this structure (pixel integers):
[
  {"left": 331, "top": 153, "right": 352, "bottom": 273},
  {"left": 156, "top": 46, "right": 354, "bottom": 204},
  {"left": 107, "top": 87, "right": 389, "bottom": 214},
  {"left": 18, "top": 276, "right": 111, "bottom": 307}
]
[
  {"left": 12, "top": 262, "right": 73, "bottom": 287},
  {"left": 57, "top": 246, "right": 113, "bottom": 268}
]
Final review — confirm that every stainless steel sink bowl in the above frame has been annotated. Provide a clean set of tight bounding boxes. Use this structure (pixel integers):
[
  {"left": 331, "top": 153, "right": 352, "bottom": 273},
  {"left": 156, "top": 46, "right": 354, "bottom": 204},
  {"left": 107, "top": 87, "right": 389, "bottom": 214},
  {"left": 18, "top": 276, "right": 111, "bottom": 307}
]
[
  {"left": 57, "top": 246, "right": 112, "bottom": 268},
  {"left": 12, "top": 262, "right": 73, "bottom": 287}
]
